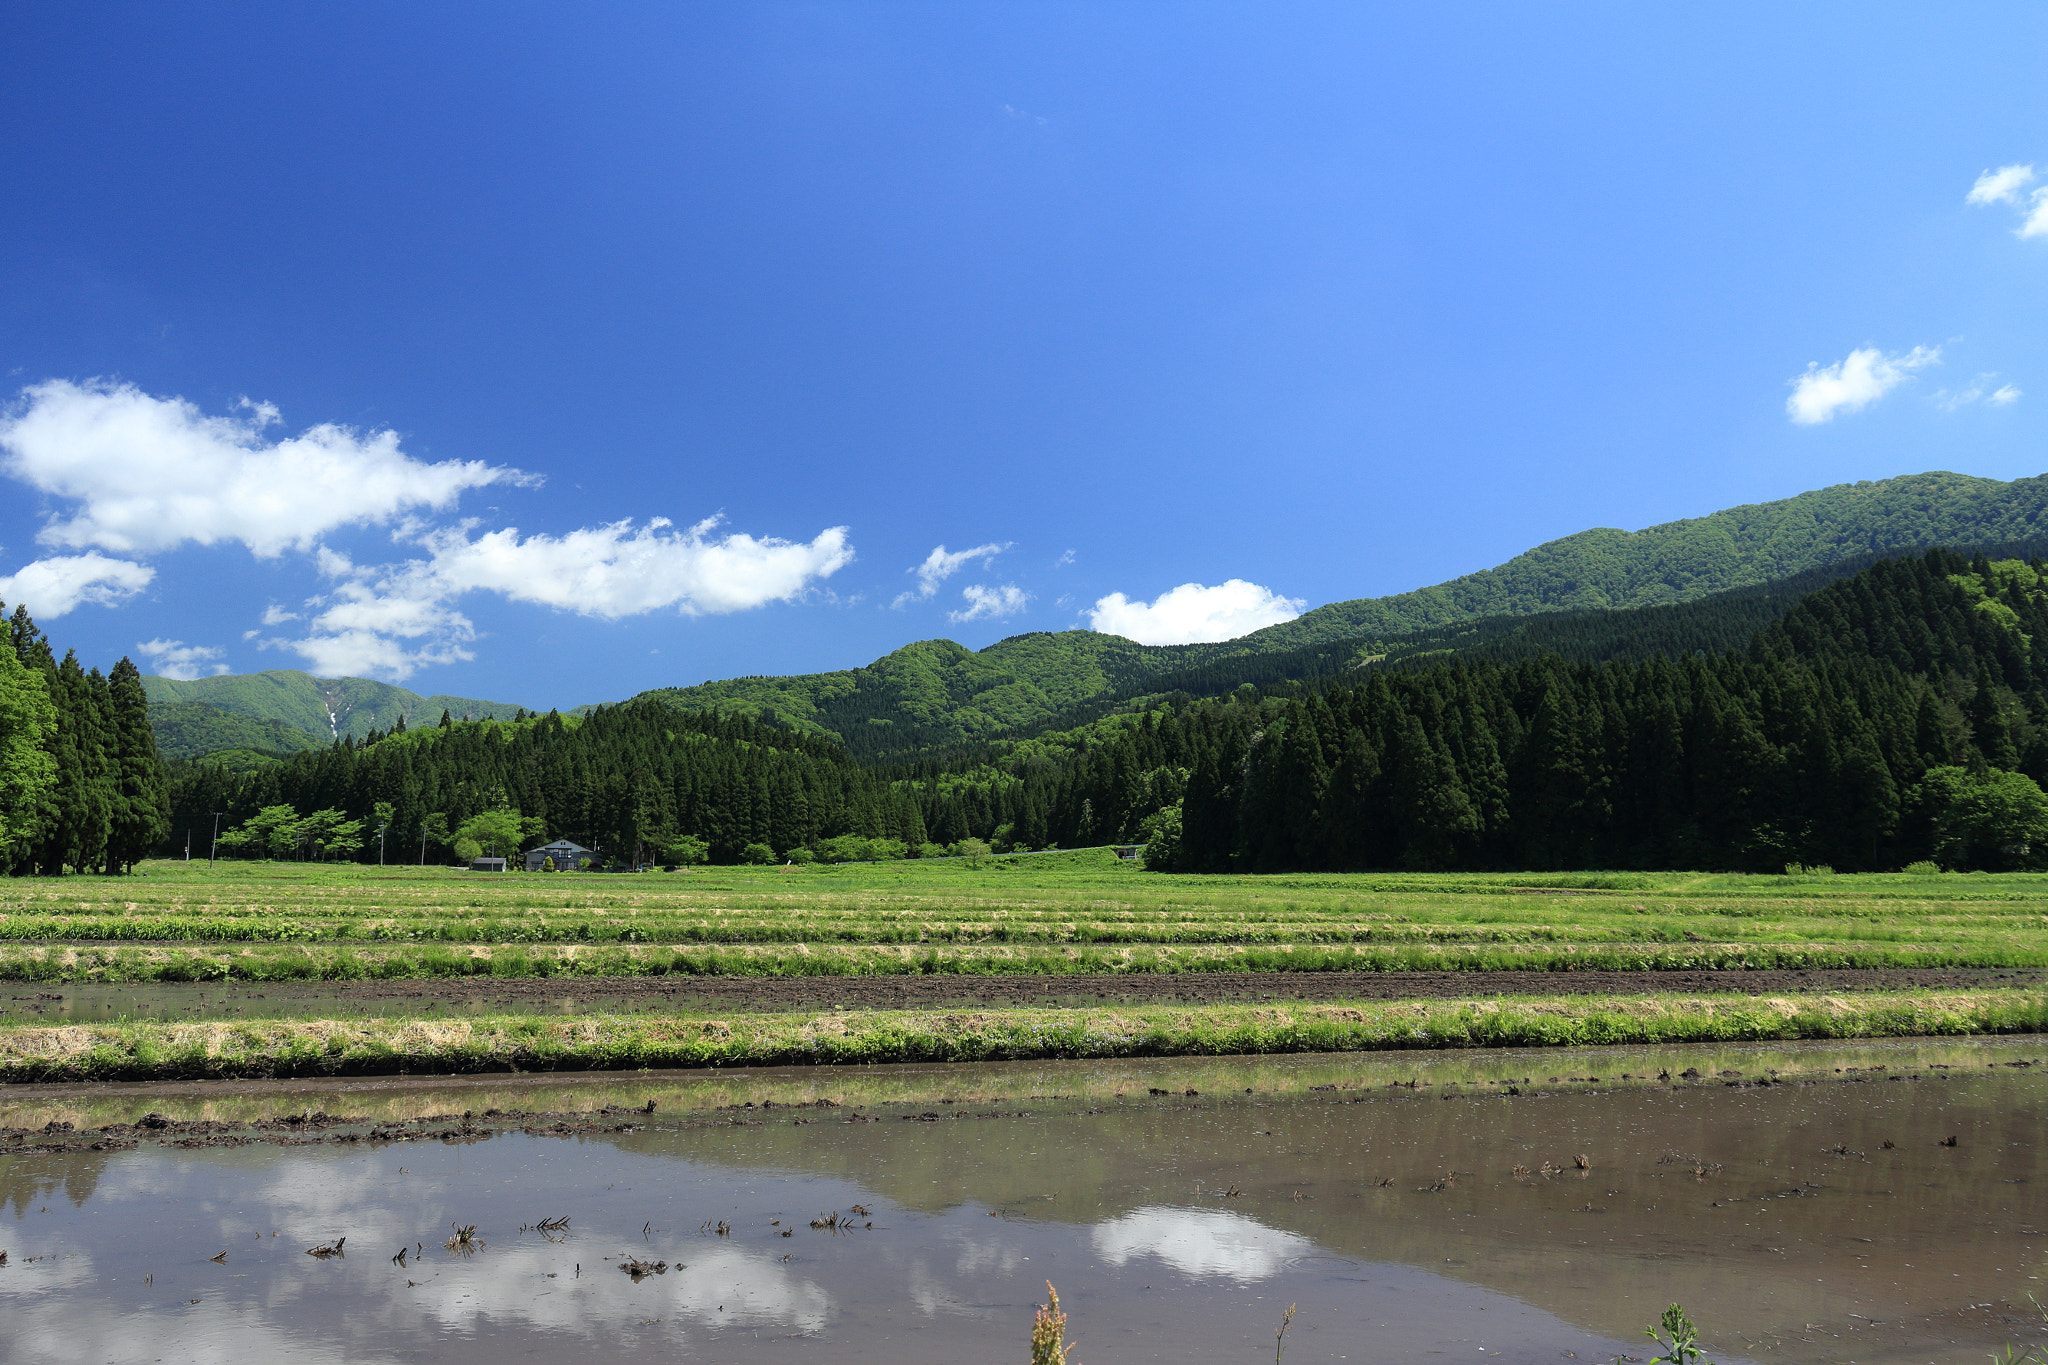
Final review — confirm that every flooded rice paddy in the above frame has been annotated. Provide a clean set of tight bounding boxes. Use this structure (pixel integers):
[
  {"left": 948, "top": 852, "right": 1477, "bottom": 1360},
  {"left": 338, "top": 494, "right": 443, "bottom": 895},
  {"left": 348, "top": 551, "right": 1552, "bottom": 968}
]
[{"left": 3, "top": 1038, "right": 2045, "bottom": 1364}]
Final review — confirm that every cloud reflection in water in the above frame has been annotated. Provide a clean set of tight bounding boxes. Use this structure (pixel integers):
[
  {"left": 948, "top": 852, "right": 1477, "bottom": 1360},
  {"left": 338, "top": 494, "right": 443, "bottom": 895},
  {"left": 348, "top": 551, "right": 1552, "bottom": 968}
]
[{"left": 1090, "top": 1205, "right": 1313, "bottom": 1283}]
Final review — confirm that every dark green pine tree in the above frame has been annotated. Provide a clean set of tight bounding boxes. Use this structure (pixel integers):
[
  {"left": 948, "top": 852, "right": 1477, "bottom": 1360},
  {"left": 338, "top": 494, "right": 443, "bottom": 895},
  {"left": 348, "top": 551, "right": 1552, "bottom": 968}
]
[
  {"left": 36, "top": 652, "right": 116, "bottom": 875},
  {"left": 1510, "top": 674, "right": 1599, "bottom": 870},
  {"left": 1386, "top": 710, "right": 1478, "bottom": 870},
  {"left": 102, "top": 657, "right": 170, "bottom": 873}
]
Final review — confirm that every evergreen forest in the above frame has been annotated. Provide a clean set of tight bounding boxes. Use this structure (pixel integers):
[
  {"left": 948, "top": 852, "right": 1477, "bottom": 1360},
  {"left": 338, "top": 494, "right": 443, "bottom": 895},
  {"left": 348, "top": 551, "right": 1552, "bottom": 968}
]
[
  {"left": 137, "top": 547, "right": 2048, "bottom": 876},
  {"left": 996, "top": 551, "right": 2048, "bottom": 873},
  {"left": 0, "top": 605, "right": 169, "bottom": 875}
]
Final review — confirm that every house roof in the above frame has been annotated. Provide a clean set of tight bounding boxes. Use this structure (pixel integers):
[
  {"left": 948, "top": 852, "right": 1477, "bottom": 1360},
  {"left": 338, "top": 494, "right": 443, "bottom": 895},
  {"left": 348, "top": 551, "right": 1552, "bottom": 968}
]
[{"left": 534, "top": 840, "right": 591, "bottom": 853}]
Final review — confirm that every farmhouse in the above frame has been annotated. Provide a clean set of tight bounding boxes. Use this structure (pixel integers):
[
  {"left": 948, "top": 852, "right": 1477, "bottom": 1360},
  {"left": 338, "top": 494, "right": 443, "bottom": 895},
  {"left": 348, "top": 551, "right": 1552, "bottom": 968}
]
[{"left": 526, "top": 839, "right": 593, "bottom": 872}]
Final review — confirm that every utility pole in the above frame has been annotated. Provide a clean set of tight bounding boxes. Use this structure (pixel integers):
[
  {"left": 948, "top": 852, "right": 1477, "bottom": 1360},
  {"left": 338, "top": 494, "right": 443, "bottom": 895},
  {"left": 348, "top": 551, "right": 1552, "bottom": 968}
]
[
  {"left": 207, "top": 812, "right": 226, "bottom": 869},
  {"left": 183, "top": 829, "right": 190, "bottom": 861},
  {"left": 378, "top": 824, "right": 387, "bottom": 866}
]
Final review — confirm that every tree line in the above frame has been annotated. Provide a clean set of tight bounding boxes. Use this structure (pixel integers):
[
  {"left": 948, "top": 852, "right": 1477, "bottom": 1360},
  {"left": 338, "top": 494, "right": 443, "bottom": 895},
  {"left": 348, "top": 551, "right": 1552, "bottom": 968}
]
[
  {"left": 0, "top": 605, "right": 168, "bottom": 874},
  {"left": 1005, "top": 551, "right": 2048, "bottom": 873},
  {"left": 169, "top": 701, "right": 933, "bottom": 866},
  {"left": 132, "top": 547, "right": 2048, "bottom": 873}
]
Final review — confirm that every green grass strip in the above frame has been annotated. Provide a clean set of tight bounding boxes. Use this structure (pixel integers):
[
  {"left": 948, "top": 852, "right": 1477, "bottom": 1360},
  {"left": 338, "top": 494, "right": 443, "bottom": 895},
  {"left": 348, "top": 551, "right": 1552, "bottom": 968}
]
[
  {"left": 5, "top": 988, "right": 2045, "bottom": 1082},
  {"left": 4, "top": 939, "right": 2046, "bottom": 985}
]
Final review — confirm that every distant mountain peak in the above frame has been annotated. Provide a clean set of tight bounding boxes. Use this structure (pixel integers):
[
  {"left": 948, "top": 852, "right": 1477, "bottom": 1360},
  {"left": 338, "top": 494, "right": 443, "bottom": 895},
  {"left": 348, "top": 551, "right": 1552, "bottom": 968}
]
[{"left": 141, "top": 667, "right": 530, "bottom": 746}]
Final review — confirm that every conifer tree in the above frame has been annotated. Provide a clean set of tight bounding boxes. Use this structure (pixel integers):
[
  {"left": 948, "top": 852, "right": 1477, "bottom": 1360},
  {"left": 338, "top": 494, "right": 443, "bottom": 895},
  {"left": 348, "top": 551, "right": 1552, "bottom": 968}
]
[{"left": 102, "top": 657, "right": 169, "bottom": 873}]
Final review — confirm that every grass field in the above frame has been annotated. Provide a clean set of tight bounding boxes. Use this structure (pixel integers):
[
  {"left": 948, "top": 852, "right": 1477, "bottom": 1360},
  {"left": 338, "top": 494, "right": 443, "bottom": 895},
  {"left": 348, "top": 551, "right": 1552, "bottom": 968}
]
[
  {"left": 3, "top": 850, "right": 2048, "bottom": 982},
  {"left": 6, "top": 852, "right": 2048, "bottom": 1077}
]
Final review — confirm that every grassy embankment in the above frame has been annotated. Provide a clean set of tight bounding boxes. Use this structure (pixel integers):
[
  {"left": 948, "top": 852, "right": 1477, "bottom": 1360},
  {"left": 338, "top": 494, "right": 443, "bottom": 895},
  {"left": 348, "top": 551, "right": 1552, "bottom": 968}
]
[
  {"left": 5, "top": 987, "right": 2045, "bottom": 1083},
  {"left": 7, "top": 852, "right": 2048, "bottom": 1078}
]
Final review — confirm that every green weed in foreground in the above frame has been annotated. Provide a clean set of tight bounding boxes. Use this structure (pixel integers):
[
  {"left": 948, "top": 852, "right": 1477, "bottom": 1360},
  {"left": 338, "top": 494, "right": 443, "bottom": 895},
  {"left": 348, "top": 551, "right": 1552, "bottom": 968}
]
[
  {"left": 1023, "top": 1288, "right": 1706, "bottom": 1365},
  {"left": 1031, "top": 1283, "right": 1078, "bottom": 1365},
  {"left": 2, "top": 987, "right": 2043, "bottom": 1082},
  {"left": 1645, "top": 1303, "right": 1713, "bottom": 1365}
]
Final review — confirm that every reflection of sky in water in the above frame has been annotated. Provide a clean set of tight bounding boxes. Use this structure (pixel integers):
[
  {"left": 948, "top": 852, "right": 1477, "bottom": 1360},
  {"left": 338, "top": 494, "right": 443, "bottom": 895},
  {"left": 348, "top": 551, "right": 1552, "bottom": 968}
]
[
  {"left": 0, "top": 1141, "right": 840, "bottom": 1362},
  {"left": 7, "top": 1298, "right": 405, "bottom": 1365},
  {"left": 0, "top": 1123, "right": 1675, "bottom": 1365},
  {"left": 1090, "top": 1205, "right": 1312, "bottom": 1283}
]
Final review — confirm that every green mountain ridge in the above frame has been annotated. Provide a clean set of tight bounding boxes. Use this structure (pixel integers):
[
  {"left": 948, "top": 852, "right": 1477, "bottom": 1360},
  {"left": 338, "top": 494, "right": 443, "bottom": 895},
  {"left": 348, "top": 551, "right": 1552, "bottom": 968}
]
[
  {"left": 626, "top": 470, "right": 2048, "bottom": 758},
  {"left": 1231, "top": 469, "right": 2048, "bottom": 649},
  {"left": 150, "top": 470, "right": 2048, "bottom": 765},
  {"left": 142, "top": 670, "right": 529, "bottom": 746}
]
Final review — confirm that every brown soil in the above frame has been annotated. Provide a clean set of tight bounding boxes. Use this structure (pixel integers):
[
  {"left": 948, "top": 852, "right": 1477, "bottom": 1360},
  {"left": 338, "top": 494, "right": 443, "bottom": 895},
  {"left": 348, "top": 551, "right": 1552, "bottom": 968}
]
[{"left": 177, "top": 965, "right": 2048, "bottom": 1014}]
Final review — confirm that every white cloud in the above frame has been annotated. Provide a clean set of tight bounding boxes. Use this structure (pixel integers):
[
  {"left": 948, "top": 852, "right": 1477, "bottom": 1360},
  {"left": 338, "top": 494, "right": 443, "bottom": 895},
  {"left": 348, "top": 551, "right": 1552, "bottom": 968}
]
[
  {"left": 894, "top": 542, "right": 1008, "bottom": 607},
  {"left": 265, "top": 516, "right": 852, "bottom": 680},
  {"left": 0, "top": 378, "right": 523, "bottom": 556},
  {"left": 136, "top": 637, "right": 229, "bottom": 679},
  {"left": 1088, "top": 578, "right": 1305, "bottom": 645},
  {"left": 0, "top": 379, "right": 858, "bottom": 676},
  {"left": 1935, "top": 373, "right": 2025, "bottom": 411},
  {"left": 1785, "top": 345, "right": 1940, "bottom": 425},
  {"left": 948, "top": 583, "right": 1030, "bottom": 622},
  {"left": 1967, "top": 163, "right": 2036, "bottom": 206},
  {"left": 414, "top": 516, "right": 852, "bottom": 617},
  {"left": 1964, "top": 164, "right": 2048, "bottom": 239},
  {"left": 0, "top": 552, "right": 154, "bottom": 617},
  {"left": 266, "top": 624, "right": 476, "bottom": 681},
  {"left": 2024, "top": 187, "right": 2048, "bottom": 240}
]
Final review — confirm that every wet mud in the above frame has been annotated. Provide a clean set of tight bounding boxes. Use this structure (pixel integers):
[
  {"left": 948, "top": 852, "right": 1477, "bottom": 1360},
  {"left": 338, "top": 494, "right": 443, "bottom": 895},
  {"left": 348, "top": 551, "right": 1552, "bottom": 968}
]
[{"left": 10, "top": 964, "right": 2045, "bottom": 1024}]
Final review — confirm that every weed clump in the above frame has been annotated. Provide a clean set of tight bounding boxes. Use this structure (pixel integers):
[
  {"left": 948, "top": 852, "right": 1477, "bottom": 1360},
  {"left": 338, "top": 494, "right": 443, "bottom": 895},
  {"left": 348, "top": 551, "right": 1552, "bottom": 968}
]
[{"left": 1030, "top": 1281, "right": 1077, "bottom": 1365}]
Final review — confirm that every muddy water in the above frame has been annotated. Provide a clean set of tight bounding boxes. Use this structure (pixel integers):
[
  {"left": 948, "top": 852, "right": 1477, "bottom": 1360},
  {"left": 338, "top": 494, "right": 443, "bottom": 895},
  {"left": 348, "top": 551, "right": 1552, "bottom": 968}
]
[{"left": 4, "top": 1040, "right": 2047, "bottom": 1364}]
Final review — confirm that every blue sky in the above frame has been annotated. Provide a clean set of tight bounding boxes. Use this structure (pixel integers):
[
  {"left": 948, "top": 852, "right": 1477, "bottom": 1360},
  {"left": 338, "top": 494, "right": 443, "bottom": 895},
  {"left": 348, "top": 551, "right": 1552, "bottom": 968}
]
[{"left": 1, "top": 4, "right": 2044, "bottom": 709}]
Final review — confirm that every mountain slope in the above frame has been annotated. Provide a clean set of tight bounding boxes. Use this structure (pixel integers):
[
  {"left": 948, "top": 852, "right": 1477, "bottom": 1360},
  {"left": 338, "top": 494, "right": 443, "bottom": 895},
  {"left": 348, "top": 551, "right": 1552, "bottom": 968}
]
[
  {"left": 629, "top": 632, "right": 1197, "bottom": 759},
  {"left": 630, "top": 472, "right": 2048, "bottom": 758},
  {"left": 149, "top": 701, "right": 327, "bottom": 760},
  {"left": 1236, "top": 469, "right": 2048, "bottom": 649},
  {"left": 141, "top": 670, "right": 530, "bottom": 742}
]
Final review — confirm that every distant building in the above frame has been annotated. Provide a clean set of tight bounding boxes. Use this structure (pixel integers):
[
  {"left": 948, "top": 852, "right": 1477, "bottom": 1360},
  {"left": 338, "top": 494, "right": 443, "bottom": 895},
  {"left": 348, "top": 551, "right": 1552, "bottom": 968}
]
[
  {"left": 1111, "top": 845, "right": 1146, "bottom": 861},
  {"left": 470, "top": 856, "right": 509, "bottom": 872},
  {"left": 526, "top": 839, "right": 593, "bottom": 872}
]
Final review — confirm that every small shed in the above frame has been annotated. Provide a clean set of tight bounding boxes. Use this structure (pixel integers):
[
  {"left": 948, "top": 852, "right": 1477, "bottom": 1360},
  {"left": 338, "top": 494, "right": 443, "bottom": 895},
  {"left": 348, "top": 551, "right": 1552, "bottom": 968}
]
[
  {"left": 526, "top": 839, "right": 593, "bottom": 872},
  {"left": 470, "top": 856, "right": 509, "bottom": 872},
  {"left": 1110, "top": 845, "right": 1146, "bottom": 861}
]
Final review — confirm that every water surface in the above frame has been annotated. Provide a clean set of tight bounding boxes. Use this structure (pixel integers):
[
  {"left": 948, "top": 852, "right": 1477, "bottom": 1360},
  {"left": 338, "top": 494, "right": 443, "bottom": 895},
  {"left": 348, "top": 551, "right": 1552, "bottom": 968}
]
[{"left": 5, "top": 1039, "right": 2046, "bottom": 1363}]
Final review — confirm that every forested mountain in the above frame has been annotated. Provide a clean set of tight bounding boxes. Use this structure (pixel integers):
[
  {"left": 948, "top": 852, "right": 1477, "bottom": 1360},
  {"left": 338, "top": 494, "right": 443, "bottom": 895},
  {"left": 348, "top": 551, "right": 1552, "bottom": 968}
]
[
  {"left": 167, "top": 704, "right": 926, "bottom": 866},
  {"left": 625, "top": 471, "right": 2048, "bottom": 760},
  {"left": 141, "top": 669, "right": 527, "bottom": 743},
  {"left": 0, "top": 606, "right": 169, "bottom": 875},
  {"left": 1236, "top": 470, "right": 2048, "bottom": 649},
  {"left": 163, "top": 547, "right": 2048, "bottom": 873},
  {"left": 627, "top": 633, "right": 1191, "bottom": 760},
  {"left": 143, "top": 472, "right": 2048, "bottom": 768},
  {"left": 149, "top": 701, "right": 326, "bottom": 761},
  {"left": 812, "top": 538, "right": 2048, "bottom": 773},
  {"left": 966, "top": 550, "right": 2048, "bottom": 874}
]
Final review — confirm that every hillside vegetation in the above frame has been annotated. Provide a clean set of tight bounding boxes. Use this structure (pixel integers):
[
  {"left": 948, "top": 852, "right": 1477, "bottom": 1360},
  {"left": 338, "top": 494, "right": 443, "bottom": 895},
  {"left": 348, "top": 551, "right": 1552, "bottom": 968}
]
[
  {"left": 1014, "top": 550, "right": 2048, "bottom": 874},
  {"left": 148, "top": 700, "right": 325, "bottom": 760},
  {"left": 630, "top": 471, "right": 2048, "bottom": 758},
  {"left": 1241, "top": 469, "right": 2048, "bottom": 648},
  {"left": 141, "top": 669, "right": 528, "bottom": 742}
]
